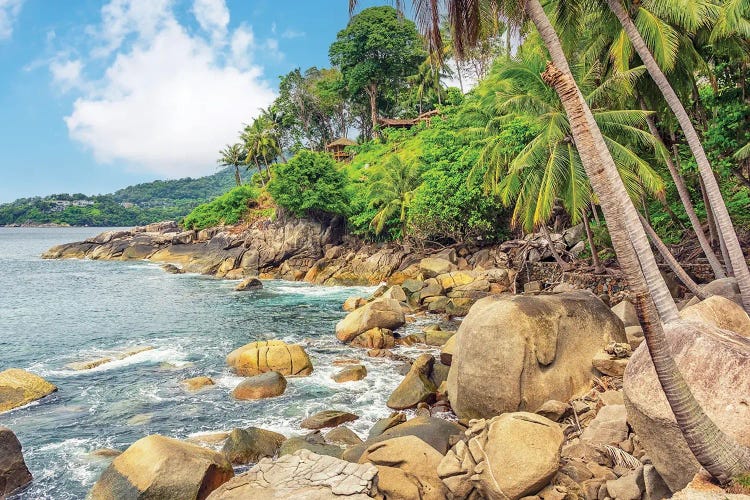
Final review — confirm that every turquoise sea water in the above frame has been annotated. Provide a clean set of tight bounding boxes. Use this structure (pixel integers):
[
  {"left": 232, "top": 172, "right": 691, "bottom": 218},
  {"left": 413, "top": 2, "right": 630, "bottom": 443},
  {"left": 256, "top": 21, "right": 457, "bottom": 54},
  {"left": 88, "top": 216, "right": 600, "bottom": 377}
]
[{"left": 0, "top": 228, "right": 420, "bottom": 499}]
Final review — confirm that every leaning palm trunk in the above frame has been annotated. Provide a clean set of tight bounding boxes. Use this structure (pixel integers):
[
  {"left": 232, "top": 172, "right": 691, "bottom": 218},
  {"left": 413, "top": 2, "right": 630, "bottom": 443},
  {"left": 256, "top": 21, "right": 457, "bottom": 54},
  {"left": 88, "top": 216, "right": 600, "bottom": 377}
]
[
  {"left": 526, "top": 0, "right": 679, "bottom": 323},
  {"left": 640, "top": 102, "right": 725, "bottom": 278},
  {"left": 639, "top": 213, "right": 707, "bottom": 299},
  {"left": 526, "top": 0, "right": 750, "bottom": 482},
  {"left": 234, "top": 166, "right": 242, "bottom": 186},
  {"left": 540, "top": 224, "right": 570, "bottom": 271},
  {"left": 606, "top": 0, "right": 750, "bottom": 313}
]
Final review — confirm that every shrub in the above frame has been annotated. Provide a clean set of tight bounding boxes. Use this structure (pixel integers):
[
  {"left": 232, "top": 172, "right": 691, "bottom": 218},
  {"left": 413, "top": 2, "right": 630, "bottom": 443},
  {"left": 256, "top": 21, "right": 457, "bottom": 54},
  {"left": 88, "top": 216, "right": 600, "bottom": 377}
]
[
  {"left": 182, "top": 185, "right": 259, "bottom": 229},
  {"left": 267, "top": 150, "right": 350, "bottom": 218}
]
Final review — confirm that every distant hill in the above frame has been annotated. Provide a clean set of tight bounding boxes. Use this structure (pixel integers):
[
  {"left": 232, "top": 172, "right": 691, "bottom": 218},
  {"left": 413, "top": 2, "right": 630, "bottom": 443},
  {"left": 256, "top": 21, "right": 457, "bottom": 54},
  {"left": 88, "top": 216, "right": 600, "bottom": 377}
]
[{"left": 0, "top": 168, "right": 236, "bottom": 227}]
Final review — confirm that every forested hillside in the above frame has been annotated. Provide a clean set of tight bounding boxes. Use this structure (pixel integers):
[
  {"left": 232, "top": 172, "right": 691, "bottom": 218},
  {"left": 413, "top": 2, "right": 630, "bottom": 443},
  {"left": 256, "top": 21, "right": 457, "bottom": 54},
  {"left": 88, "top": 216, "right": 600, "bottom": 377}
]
[{"left": 0, "top": 168, "right": 235, "bottom": 226}]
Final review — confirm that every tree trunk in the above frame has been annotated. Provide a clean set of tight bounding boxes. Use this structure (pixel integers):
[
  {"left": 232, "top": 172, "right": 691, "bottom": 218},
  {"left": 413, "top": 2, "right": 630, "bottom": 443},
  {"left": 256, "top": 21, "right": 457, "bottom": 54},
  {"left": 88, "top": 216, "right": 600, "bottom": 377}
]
[
  {"left": 367, "top": 83, "right": 379, "bottom": 138},
  {"left": 606, "top": 0, "right": 750, "bottom": 312},
  {"left": 528, "top": 0, "right": 679, "bottom": 324},
  {"left": 234, "top": 165, "right": 242, "bottom": 186},
  {"left": 253, "top": 157, "right": 265, "bottom": 187},
  {"left": 583, "top": 207, "right": 605, "bottom": 273},
  {"left": 640, "top": 101, "right": 725, "bottom": 278},
  {"left": 697, "top": 173, "right": 719, "bottom": 246},
  {"left": 527, "top": 0, "right": 750, "bottom": 481},
  {"left": 639, "top": 213, "right": 707, "bottom": 300}
]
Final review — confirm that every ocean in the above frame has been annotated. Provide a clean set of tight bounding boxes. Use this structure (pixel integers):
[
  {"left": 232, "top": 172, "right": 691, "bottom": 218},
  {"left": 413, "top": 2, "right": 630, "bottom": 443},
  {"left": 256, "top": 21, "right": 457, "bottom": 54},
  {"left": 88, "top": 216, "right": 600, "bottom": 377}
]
[{"left": 0, "top": 227, "right": 418, "bottom": 499}]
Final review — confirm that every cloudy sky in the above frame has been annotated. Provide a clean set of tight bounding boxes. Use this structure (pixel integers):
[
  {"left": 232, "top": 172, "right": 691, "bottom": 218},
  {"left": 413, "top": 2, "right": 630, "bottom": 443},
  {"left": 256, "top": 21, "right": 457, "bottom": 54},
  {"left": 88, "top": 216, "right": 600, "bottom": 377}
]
[{"left": 0, "top": 0, "right": 382, "bottom": 202}]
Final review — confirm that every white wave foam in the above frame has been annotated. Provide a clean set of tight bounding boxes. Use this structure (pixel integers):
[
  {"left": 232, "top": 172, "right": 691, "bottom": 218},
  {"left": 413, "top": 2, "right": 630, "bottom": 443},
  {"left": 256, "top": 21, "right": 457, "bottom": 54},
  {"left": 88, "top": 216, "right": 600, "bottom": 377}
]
[{"left": 50, "top": 346, "right": 189, "bottom": 377}]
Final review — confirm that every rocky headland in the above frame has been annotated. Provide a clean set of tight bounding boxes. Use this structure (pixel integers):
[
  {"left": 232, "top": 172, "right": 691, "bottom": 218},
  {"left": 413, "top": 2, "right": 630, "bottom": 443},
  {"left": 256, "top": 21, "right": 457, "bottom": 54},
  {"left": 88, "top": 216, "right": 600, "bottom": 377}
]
[{"left": 1, "top": 220, "right": 748, "bottom": 499}]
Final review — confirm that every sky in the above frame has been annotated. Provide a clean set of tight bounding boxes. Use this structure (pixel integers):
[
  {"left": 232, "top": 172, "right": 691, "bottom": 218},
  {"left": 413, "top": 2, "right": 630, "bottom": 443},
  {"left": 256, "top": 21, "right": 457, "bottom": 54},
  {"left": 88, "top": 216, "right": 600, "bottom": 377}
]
[{"left": 0, "top": 0, "right": 385, "bottom": 202}]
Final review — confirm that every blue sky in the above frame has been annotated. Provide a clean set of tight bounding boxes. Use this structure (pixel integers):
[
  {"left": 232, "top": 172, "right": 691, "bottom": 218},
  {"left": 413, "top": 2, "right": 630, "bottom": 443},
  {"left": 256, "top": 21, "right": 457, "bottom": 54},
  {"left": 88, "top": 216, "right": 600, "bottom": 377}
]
[{"left": 0, "top": 0, "right": 383, "bottom": 202}]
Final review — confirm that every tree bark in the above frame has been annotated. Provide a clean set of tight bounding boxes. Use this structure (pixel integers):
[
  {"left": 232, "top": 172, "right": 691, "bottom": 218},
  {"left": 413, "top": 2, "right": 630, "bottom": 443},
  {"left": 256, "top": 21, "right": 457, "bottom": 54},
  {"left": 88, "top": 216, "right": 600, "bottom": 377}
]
[
  {"left": 606, "top": 0, "right": 750, "bottom": 312},
  {"left": 697, "top": 173, "right": 719, "bottom": 246},
  {"left": 639, "top": 213, "right": 707, "bottom": 299},
  {"left": 540, "top": 224, "right": 570, "bottom": 270},
  {"left": 234, "top": 165, "right": 242, "bottom": 186},
  {"left": 528, "top": 0, "right": 750, "bottom": 481},
  {"left": 640, "top": 101, "right": 726, "bottom": 278},
  {"left": 366, "top": 83, "right": 379, "bottom": 138}
]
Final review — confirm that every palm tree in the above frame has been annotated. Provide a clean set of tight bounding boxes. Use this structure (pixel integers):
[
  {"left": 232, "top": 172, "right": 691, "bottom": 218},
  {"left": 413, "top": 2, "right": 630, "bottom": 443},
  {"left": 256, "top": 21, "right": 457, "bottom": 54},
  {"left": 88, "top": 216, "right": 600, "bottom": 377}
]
[
  {"left": 369, "top": 156, "right": 420, "bottom": 238},
  {"left": 471, "top": 52, "right": 664, "bottom": 234},
  {"left": 350, "top": 0, "right": 750, "bottom": 483},
  {"left": 218, "top": 143, "right": 247, "bottom": 187},
  {"left": 605, "top": 0, "right": 750, "bottom": 312},
  {"left": 241, "top": 116, "right": 283, "bottom": 185}
]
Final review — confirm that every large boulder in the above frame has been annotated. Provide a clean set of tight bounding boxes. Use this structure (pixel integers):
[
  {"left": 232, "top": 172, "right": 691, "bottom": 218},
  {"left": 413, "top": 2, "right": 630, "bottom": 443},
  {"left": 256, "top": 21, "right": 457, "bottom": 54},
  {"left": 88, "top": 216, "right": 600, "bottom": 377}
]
[
  {"left": 234, "top": 277, "right": 262, "bottom": 291},
  {"left": 226, "top": 340, "right": 312, "bottom": 377},
  {"left": 335, "top": 298, "right": 405, "bottom": 343},
  {"left": 386, "top": 354, "right": 437, "bottom": 410},
  {"left": 623, "top": 319, "right": 750, "bottom": 492},
  {"left": 232, "top": 371, "right": 287, "bottom": 400},
  {"left": 447, "top": 292, "right": 626, "bottom": 419},
  {"left": 90, "top": 435, "right": 234, "bottom": 500},
  {"left": 687, "top": 277, "right": 743, "bottom": 308},
  {"left": 221, "top": 427, "right": 286, "bottom": 465},
  {"left": 206, "top": 450, "right": 377, "bottom": 499},
  {"left": 419, "top": 257, "right": 457, "bottom": 278},
  {"left": 679, "top": 295, "right": 750, "bottom": 338},
  {"left": 0, "top": 427, "right": 32, "bottom": 498},
  {"left": 438, "top": 412, "right": 564, "bottom": 499},
  {"left": 359, "top": 436, "right": 448, "bottom": 500},
  {"left": 343, "top": 416, "right": 463, "bottom": 463},
  {"left": 301, "top": 410, "right": 358, "bottom": 430},
  {"left": 0, "top": 369, "right": 58, "bottom": 413}
]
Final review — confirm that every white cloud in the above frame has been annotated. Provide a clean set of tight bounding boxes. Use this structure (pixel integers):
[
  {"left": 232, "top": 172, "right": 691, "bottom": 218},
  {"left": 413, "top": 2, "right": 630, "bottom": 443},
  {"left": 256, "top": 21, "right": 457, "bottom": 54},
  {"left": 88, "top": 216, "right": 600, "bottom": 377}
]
[
  {"left": 50, "top": 58, "right": 83, "bottom": 91},
  {"left": 0, "top": 0, "right": 24, "bottom": 40},
  {"left": 62, "top": 0, "right": 276, "bottom": 178},
  {"left": 192, "top": 0, "right": 229, "bottom": 44}
]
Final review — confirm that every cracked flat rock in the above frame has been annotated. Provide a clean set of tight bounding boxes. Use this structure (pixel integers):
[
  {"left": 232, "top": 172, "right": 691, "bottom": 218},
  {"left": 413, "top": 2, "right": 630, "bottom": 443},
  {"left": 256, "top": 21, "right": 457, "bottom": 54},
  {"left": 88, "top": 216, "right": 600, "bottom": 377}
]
[
  {"left": 206, "top": 449, "right": 377, "bottom": 499},
  {"left": 226, "top": 340, "right": 313, "bottom": 377}
]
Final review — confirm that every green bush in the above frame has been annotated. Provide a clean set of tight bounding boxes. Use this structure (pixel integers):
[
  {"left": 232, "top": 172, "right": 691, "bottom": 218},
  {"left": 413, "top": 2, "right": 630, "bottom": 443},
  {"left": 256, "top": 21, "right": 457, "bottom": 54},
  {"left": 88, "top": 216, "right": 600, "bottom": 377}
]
[
  {"left": 267, "top": 150, "right": 350, "bottom": 218},
  {"left": 182, "top": 185, "right": 259, "bottom": 230}
]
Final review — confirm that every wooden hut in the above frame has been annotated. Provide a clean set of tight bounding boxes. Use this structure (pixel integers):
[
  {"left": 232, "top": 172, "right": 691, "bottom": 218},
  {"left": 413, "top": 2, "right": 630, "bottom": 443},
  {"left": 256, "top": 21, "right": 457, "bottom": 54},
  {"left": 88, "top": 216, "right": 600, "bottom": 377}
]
[
  {"left": 377, "top": 109, "right": 442, "bottom": 130},
  {"left": 325, "top": 137, "right": 357, "bottom": 162}
]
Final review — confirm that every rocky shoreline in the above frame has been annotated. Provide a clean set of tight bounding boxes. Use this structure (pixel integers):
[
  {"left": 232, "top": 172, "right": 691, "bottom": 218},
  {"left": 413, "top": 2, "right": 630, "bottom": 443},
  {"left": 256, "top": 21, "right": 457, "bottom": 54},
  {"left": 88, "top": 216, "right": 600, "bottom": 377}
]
[{"left": 2, "top": 221, "right": 749, "bottom": 499}]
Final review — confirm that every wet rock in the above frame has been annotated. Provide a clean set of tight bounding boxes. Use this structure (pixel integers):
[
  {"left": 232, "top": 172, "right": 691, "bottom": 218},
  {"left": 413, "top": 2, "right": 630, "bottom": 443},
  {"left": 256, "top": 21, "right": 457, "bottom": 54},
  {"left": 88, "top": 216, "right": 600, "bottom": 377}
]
[
  {"left": 221, "top": 427, "right": 286, "bottom": 465},
  {"left": 232, "top": 371, "right": 287, "bottom": 400},
  {"left": 424, "top": 329, "right": 456, "bottom": 347},
  {"left": 90, "top": 435, "right": 233, "bottom": 500},
  {"left": 367, "top": 412, "right": 406, "bottom": 440},
  {"left": 0, "top": 369, "right": 58, "bottom": 413},
  {"left": 332, "top": 365, "right": 367, "bottom": 383},
  {"left": 234, "top": 277, "right": 262, "bottom": 291},
  {"left": 226, "top": 340, "right": 313, "bottom": 377},
  {"left": 623, "top": 319, "right": 750, "bottom": 491},
  {"left": 335, "top": 298, "right": 405, "bottom": 343},
  {"left": 325, "top": 427, "right": 363, "bottom": 446},
  {"left": 438, "top": 412, "right": 564, "bottom": 499},
  {"left": 301, "top": 410, "right": 359, "bottom": 430},
  {"left": 387, "top": 354, "right": 437, "bottom": 410},
  {"left": 161, "top": 263, "right": 184, "bottom": 274},
  {"left": 65, "top": 346, "right": 154, "bottom": 371},
  {"left": 181, "top": 376, "right": 215, "bottom": 392},
  {"left": 0, "top": 427, "right": 32, "bottom": 498},
  {"left": 447, "top": 292, "right": 626, "bottom": 419},
  {"left": 349, "top": 328, "right": 394, "bottom": 349},
  {"left": 342, "top": 297, "right": 367, "bottom": 312},
  {"left": 206, "top": 450, "right": 377, "bottom": 499}
]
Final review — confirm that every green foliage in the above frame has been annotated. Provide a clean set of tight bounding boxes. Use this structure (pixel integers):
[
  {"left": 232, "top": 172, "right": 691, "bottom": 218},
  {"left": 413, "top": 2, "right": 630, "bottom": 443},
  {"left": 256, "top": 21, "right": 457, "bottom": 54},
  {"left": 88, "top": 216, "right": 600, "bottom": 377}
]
[
  {"left": 182, "top": 185, "right": 260, "bottom": 230},
  {"left": 267, "top": 150, "right": 350, "bottom": 218},
  {"left": 0, "top": 169, "right": 236, "bottom": 226}
]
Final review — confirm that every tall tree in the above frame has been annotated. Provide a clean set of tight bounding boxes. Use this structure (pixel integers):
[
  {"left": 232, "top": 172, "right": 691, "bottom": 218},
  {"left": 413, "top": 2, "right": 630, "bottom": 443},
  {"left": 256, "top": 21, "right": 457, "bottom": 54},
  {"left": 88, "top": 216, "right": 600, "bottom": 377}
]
[
  {"left": 605, "top": 0, "right": 750, "bottom": 312},
  {"left": 330, "top": 6, "right": 425, "bottom": 136},
  {"left": 218, "top": 143, "right": 247, "bottom": 187},
  {"left": 348, "top": 0, "right": 750, "bottom": 483}
]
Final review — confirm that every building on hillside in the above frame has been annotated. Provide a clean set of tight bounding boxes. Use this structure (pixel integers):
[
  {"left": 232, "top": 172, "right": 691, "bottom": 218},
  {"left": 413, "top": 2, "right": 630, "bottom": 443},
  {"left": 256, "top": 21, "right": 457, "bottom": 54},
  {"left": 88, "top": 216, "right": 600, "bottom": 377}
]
[
  {"left": 377, "top": 109, "right": 441, "bottom": 130},
  {"left": 325, "top": 137, "right": 357, "bottom": 162}
]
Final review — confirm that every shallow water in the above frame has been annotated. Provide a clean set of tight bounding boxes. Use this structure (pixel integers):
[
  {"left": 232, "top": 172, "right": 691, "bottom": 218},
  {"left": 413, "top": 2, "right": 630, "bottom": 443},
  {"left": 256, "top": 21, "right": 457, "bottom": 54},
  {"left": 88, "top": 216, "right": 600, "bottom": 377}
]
[{"left": 0, "top": 227, "right": 429, "bottom": 499}]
